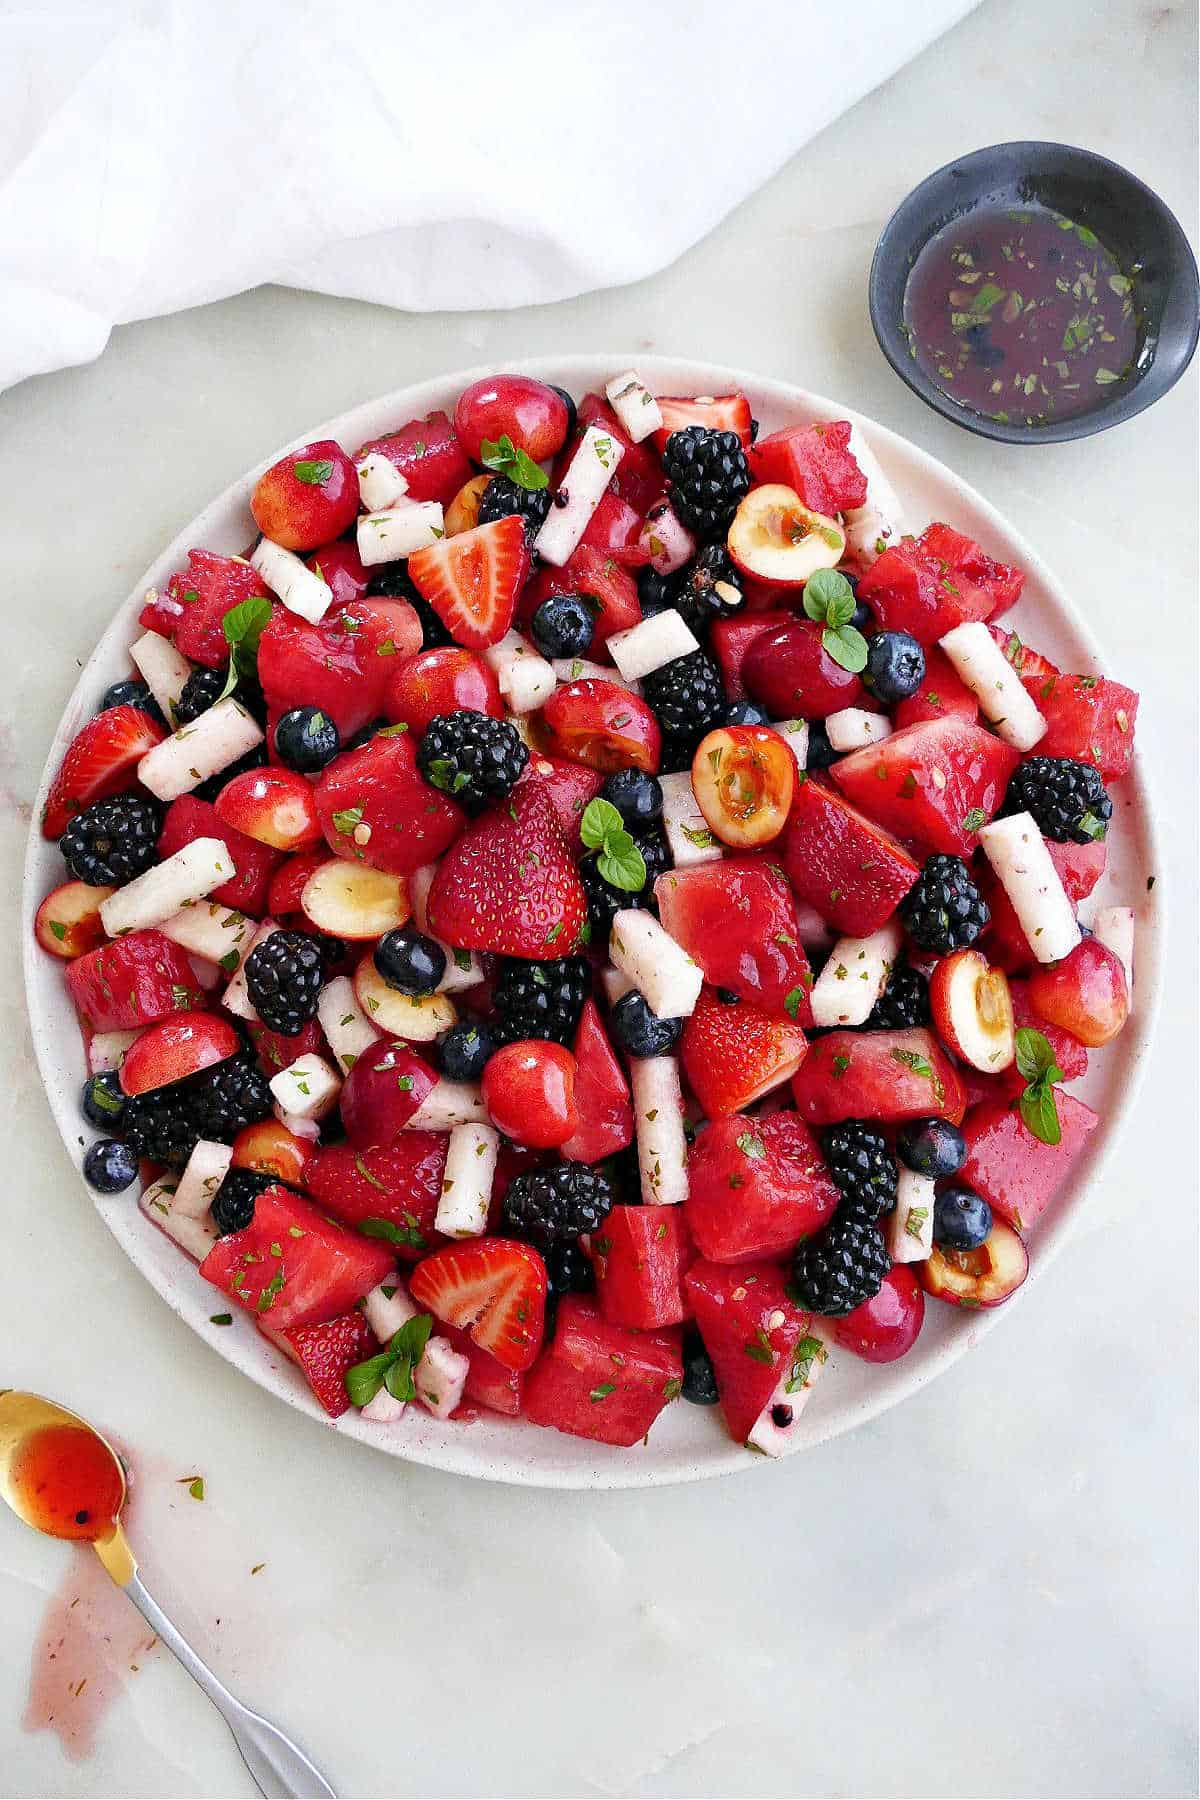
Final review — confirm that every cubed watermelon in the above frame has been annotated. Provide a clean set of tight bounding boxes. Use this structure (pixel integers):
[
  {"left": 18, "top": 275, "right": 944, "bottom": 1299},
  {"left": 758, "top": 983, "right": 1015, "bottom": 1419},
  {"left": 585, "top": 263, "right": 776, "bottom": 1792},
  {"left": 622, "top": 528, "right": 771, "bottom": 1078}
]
[
  {"left": 158, "top": 794, "right": 282, "bottom": 918},
  {"left": 561, "top": 1000, "right": 633, "bottom": 1164},
  {"left": 832, "top": 715, "right": 1020, "bottom": 857},
  {"left": 959, "top": 1093, "right": 1099, "bottom": 1232},
  {"left": 748, "top": 419, "right": 867, "bottom": 514},
  {"left": 856, "top": 523, "right": 1023, "bottom": 644},
  {"left": 200, "top": 1186, "right": 395, "bottom": 1331},
  {"left": 684, "top": 1259, "right": 812, "bottom": 1444},
  {"left": 792, "top": 1028, "right": 966, "bottom": 1126},
  {"left": 303, "top": 1137, "right": 450, "bottom": 1261},
  {"left": 519, "top": 543, "right": 641, "bottom": 644},
  {"left": 66, "top": 930, "right": 207, "bottom": 1031},
  {"left": 1037, "top": 674, "right": 1139, "bottom": 780},
  {"left": 781, "top": 778, "right": 919, "bottom": 934},
  {"left": 685, "top": 1112, "right": 839, "bottom": 1263},
  {"left": 893, "top": 646, "right": 979, "bottom": 730},
  {"left": 654, "top": 860, "right": 813, "bottom": 1015},
  {"left": 591, "top": 1205, "right": 692, "bottom": 1329},
  {"left": 521, "top": 1297, "right": 682, "bottom": 1446}
]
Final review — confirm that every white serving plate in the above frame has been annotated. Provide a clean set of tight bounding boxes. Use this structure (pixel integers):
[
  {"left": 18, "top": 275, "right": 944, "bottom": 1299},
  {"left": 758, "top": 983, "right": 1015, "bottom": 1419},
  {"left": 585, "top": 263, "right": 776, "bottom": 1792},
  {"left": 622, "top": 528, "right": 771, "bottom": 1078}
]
[{"left": 21, "top": 356, "right": 1162, "bottom": 1489}]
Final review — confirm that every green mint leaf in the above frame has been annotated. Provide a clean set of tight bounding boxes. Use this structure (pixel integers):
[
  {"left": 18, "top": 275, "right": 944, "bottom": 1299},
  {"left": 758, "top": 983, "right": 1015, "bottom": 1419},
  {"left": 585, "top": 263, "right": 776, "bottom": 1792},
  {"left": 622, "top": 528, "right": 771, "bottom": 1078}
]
[
  {"left": 1019, "top": 1077, "right": 1062, "bottom": 1146},
  {"left": 821, "top": 623, "right": 869, "bottom": 675},
  {"left": 597, "top": 834, "right": 647, "bottom": 893},
  {"left": 425, "top": 757, "right": 471, "bottom": 795},
  {"left": 962, "top": 807, "right": 986, "bottom": 834},
  {"left": 580, "top": 797, "right": 624, "bottom": 851},
  {"left": 735, "top": 1131, "right": 766, "bottom": 1160},
  {"left": 783, "top": 985, "right": 805, "bottom": 1020},
  {"left": 802, "top": 567, "right": 855, "bottom": 625},
  {"left": 344, "top": 1346, "right": 394, "bottom": 1407},
  {"left": 1014, "top": 1027, "right": 1059, "bottom": 1084},
  {"left": 331, "top": 805, "right": 364, "bottom": 836},
  {"left": 479, "top": 434, "right": 549, "bottom": 492},
  {"left": 292, "top": 458, "right": 335, "bottom": 486},
  {"left": 589, "top": 1382, "right": 617, "bottom": 1402},
  {"left": 223, "top": 595, "right": 273, "bottom": 654},
  {"left": 1076, "top": 811, "right": 1107, "bottom": 841},
  {"left": 48, "top": 919, "right": 68, "bottom": 941},
  {"left": 345, "top": 1313, "right": 433, "bottom": 1406}
]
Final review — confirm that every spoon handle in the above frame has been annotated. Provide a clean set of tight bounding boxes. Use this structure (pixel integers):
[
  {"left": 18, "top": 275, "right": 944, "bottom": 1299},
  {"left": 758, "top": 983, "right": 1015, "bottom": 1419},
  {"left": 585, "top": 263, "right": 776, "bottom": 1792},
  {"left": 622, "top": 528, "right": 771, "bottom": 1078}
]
[{"left": 123, "top": 1573, "right": 335, "bottom": 1799}]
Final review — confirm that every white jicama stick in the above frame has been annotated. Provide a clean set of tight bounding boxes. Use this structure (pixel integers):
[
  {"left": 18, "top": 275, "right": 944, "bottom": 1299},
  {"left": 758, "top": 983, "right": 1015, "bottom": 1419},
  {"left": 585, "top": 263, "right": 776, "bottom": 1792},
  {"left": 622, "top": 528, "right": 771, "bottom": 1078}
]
[
  {"left": 414, "top": 1336, "right": 470, "bottom": 1419},
  {"left": 551, "top": 658, "right": 641, "bottom": 694},
  {"left": 435, "top": 1123, "right": 499, "bottom": 1240},
  {"left": 606, "top": 611, "right": 700, "bottom": 682},
  {"left": 87, "top": 1028, "right": 142, "bottom": 1073},
  {"left": 770, "top": 717, "right": 810, "bottom": 770},
  {"left": 268, "top": 1054, "right": 342, "bottom": 1121},
  {"left": 842, "top": 425, "right": 908, "bottom": 564},
  {"left": 886, "top": 1169, "right": 936, "bottom": 1264},
  {"left": 361, "top": 1387, "right": 408, "bottom": 1425},
  {"left": 809, "top": 920, "right": 903, "bottom": 1029},
  {"left": 630, "top": 1057, "right": 689, "bottom": 1206},
  {"left": 363, "top": 1277, "right": 418, "bottom": 1342},
  {"left": 637, "top": 498, "right": 696, "bottom": 574},
  {"left": 130, "top": 630, "right": 193, "bottom": 723},
  {"left": 317, "top": 974, "right": 380, "bottom": 1072},
  {"left": 139, "top": 1178, "right": 218, "bottom": 1262},
  {"left": 250, "top": 537, "right": 333, "bottom": 624},
  {"left": 659, "top": 771, "right": 723, "bottom": 868},
  {"left": 100, "top": 838, "right": 235, "bottom": 937},
  {"left": 939, "top": 622, "right": 1046, "bottom": 752},
  {"left": 745, "top": 1322, "right": 835, "bottom": 1456},
  {"left": 137, "top": 698, "right": 264, "bottom": 802},
  {"left": 159, "top": 901, "right": 253, "bottom": 970},
  {"left": 173, "top": 1140, "right": 234, "bottom": 1220},
  {"left": 977, "top": 814, "right": 1081, "bottom": 963},
  {"left": 1089, "top": 905, "right": 1135, "bottom": 993},
  {"left": 437, "top": 947, "right": 484, "bottom": 995},
  {"left": 533, "top": 425, "right": 624, "bottom": 566},
  {"left": 273, "top": 1105, "right": 321, "bottom": 1142},
  {"left": 356, "top": 453, "right": 408, "bottom": 512},
  {"left": 405, "top": 1080, "right": 488, "bottom": 1131},
  {"left": 601, "top": 966, "right": 634, "bottom": 1006},
  {"left": 604, "top": 370, "right": 662, "bottom": 442},
  {"left": 825, "top": 708, "right": 893, "bottom": 752},
  {"left": 483, "top": 630, "right": 556, "bottom": 714},
  {"left": 221, "top": 918, "right": 279, "bottom": 1021},
  {"left": 356, "top": 499, "right": 444, "bottom": 566},
  {"left": 407, "top": 865, "right": 436, "bottom": 933},
  {"left": 609, "top": 910, "right": 703, "bottom": 1020}
]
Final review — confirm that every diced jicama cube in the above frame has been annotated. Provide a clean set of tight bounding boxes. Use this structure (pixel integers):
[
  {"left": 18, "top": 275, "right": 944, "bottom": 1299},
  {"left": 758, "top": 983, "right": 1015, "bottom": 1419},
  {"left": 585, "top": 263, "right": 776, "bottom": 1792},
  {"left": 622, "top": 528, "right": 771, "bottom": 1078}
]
[
  {"left": 551, "top": 658, "right": 641, "bottom": 694},
  {"left": 139, "top": 1178, "right": 218, "bottom": 1261},
  {"left": 87, "top": 1029, "right": 142, "bottom": 1073},
  {"left": 173, "top": 1139, "right": 234, "bottom": 1220},
  {"left": 601, "top": 966, "right": 634, "bottom": 1007},
  {"left": 361, "top": 1387, "right": 408, "bottom": 1424},
  {"left": 159, "top": 901, "right": 253, "bottom": 970},
  {"left": 221, "top": 918, "right": 279, "bottom": 1021},
  {"left": 273, "top": 1106, "right": 322, "bottom": 1142},
  {"left": 414, "top": 1336, "right": 470, "bottom": 1419},
  {"left": 99, "top": 838, "right": 235, "bottom": 937},
  {"left": 356, "top": 500, "right": 444, "bottom": 566},
  {"left": 435, "top": 1123, "right": 499, "bottom": 1239},
  {"left": 363, "top": 1276, "right": 418, "bottom": 1343},
  {"left": 630, "top": 1056, "right": 688, "bottom": 1206},
  {"left": 130, "top": 630, "right": 192, "bottom": 723},
  {"left": 939, "top": 621, "right": 1046, "bottom": 752},
  {"left": 978, "top": 813, "right": 1081, "bottom": 964},
  {"left": 745, "top": 1322, "right": 835, "bottom": 1456},
  {"left": 886, "top": 1169, "right": 936, "bottom": 1264},
  {"left": 607, "top": 611, "right": 700, "bottom": 682},
  {"left": 1089, "top": 905, "right": 1135, "bottom": 994},
  {"left": 483, "top": 630, "right": 556, "bottom": 714},
  {"left": 842, "top": 425, "right": 907, "bottom": 564},
  {"left": 137, "top": 698, "right": 264, "bottom": 802},
  {"left": 604, "top": 370, "right": 663, "bottom": 443},
  {"left": 609, "top": 910, "right": 703, "bottom": 1020},
  {"left": 770, "top": 717, "right": 810, "bottom": 769},
  {"left": 317, "top": 974, "right": 380, "bottom": 1072},
  {"left": 268, "top": 1054, "right": 342, "bottom": 1121},
  {"left": 356, "top": 453, "right": 408, "bottom": 513},
  {"left": 533, "top": 426, "right": 624, "bottom": 566},
  {"left": 437, "top": 946, "right": 484, "bottom": 995},
  {"left": 637, "top": 498, "right": 696, "bottom": 574},
  {"left": 250, "top": 538, "right": 333, "bottom": 624},
  {"left": 809, "top": 920, "right": 902, "bottom": 1029},
  {"left": 406, "top": 1081, "right": 488, "bottom": 1131},
  {"left": 659, "top": 771, "right": 723, "bottom": 868},
  {"left": 825, "top": 708, "right": 893, "bottom": 752}
]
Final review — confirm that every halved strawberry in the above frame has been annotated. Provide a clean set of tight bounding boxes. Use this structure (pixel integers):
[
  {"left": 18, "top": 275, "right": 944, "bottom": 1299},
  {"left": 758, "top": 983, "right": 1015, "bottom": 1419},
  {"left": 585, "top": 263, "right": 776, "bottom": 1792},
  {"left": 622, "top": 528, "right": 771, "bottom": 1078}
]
[
  {"left": 407, "top": 514, "right": 527, "bottom": 650},
  {"left": 408, "top": 1237, "right": 547, "bottom": 1371},
  {"left": 200, "top": 1186, "right": 394, "bottom": 1331},
  {"left": 426, "top": 777, "right": 587, "bottom": 959},
  {"left": 680, "top": 986, "right": 808, "bottom": 1117},
  {"left": 304, "top": 1137, "right": 449, "bottom": 1262},
  {"left": 41, "top": 706, "right": 166, "bottom": 839},
  {"left": 652, "top": 393, "right": 753, "bottom": 452},
  {"left": 263, "top": 1309, "right": 377, "bottom": 1418}
]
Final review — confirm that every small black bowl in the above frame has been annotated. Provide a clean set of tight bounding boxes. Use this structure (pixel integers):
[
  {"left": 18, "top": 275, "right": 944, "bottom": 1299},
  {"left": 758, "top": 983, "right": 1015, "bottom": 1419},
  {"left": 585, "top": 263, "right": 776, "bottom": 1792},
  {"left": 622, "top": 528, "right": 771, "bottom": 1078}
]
[{"left": 869, "top": 141, "right": 1199, "bottom": 444}]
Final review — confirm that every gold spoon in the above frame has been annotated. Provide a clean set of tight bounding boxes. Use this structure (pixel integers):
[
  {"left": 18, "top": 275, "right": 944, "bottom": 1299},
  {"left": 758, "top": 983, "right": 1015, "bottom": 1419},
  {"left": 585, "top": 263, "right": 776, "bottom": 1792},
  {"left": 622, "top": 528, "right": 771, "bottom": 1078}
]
[{"left": 0, "top": 1391, "right": 334, "bottom": 1799}]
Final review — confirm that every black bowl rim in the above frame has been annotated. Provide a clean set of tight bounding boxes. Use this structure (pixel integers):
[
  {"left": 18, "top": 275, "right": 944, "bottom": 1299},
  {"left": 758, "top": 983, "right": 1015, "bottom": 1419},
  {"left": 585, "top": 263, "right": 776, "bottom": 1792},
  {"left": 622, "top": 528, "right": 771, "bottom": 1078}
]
[{"left": 869, "top": 139, "right": 1200, "bottom": 445}]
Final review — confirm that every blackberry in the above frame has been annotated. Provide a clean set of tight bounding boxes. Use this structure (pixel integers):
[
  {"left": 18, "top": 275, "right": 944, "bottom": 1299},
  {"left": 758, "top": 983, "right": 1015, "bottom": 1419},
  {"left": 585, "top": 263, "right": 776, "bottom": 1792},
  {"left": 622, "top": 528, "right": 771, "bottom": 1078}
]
[
  {"left": 366, "top": 561, "right": 451, "bottom": 647},
  {"left": 477, "top": 473, "right": 552, "bottom": 537},
  {"left": 502, "top": 1162, "right": 613, "bottom": 1251},
  {"left": 680, "top": 1325, "right": 719, "bottom": 1405},
  {"left": 579, "top": 827, "right": 669, "bottom": 934},
  {"left": 123, "top": 1084, "right": 201, "bottom": 1169},
  {"left": 637, "top": 566, "right": 680, "bottom": 618},
  {"left": 661, "top": 426, "right": 750, "bottom": 540},
  {"left": 900, "top": 854, "right": 989, "bottom": 954},
  {"left": 722, "top": 700, "right": 770, "bottom": 727},
  {"left": 60, "top": 795, "right": 162, "bottom": 886},
  {"left": 416, "top": 712, "right": 528, "bottom": 813},
  {"left": 542, "top": 1239, "right": 595, "bottom": 1301},
  {"left": 190, "top": 1054, "right": 274, "bottom": 1141},
  {"left": 790, "top": 1215, "right": 891, "bottom": 1317},
  {"left": 83, "top": 1139, "right": 139, "bottom": 1194},
  {"left": 674, "top": 544, "right": 744, "bottom": 637},
  {"left": 641, "top": 651, "right": 726, "bottom": 771},
  {"left": 173, "top": 666, "right": 227, "bottom": 725},
  {"left": 865, "top": 958, "right": 930, "bottom": 1030},
  {"left": 492, "top": 956, "right": 589, "bottom": 1045},
  {"left": 273, "top": 706, "right": 340, "bottom": 772},
  {"left": 244, "top": 931, "right": 324, "bottom": 1035},
  {"left": 211, "top": 1167, "right": 272, "bottom": 1236},
  {"left": 1003, "top": 756, "right": 1112, "bottom": 845},
  {"left": 822, "top": 1121, "right": 898, "bottom": 1222},
  {"left": 194, "top": 743, "right": 267, "bottom": 803},
  {"left": 100, "top": 678, "right": 165, "bottom": 725}
]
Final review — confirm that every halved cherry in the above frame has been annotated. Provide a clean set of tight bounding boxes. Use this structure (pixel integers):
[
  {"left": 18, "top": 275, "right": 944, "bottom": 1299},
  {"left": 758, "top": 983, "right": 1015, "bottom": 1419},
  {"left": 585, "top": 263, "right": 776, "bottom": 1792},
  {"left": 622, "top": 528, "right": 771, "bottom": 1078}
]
[
  {"left": 444, "top": 474, "right": 491, "bottom": 536},
  {"left": 929, "top": 948, "right": 1015, "bottom": 1073},
  {"left": 215, "top": 768, "right": 323, "bottom": 853},
  {"left": 120, "top": 1015, "right": 241, "bottom": 1096},
  {"left": 726, "top": 483, "right": 846, "bottom": 588},
  {"left": 231, "top": 1118, "right": 313, "bottom": 1186},
  {"left": 1027, "top": 937, "right": 1129, "bottom": 1048},
  {"left": 690, "top": 725, "right": 795, "bottom": 848},
  {"left": 353, "top": 954, "right": 458, "bottom": 1042},
  {"left": 383, "top": 645, "right": 502, "bottom": 734},
  {"left": 920, "top": 1219, "right": 1029, "bottom": 1309},
  {"left": 482, "top": 1041, "right": 578, "bottom": 1149},
  {"left": 35, "top": 880, "right": 115, "bottom": 959},
  {"left": 541, "top": 679, "right": 661, "bottom": 773},
  {"left": 300, "top": 860, "right": 410, "bottom": 941}
]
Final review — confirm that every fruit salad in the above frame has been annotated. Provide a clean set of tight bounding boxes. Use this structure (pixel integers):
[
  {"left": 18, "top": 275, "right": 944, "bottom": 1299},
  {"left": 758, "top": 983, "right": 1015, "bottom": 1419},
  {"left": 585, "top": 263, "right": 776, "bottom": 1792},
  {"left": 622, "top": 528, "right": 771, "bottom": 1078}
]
[{"left": 34, "top": 371, "right": 1141, "bottom": 1457}]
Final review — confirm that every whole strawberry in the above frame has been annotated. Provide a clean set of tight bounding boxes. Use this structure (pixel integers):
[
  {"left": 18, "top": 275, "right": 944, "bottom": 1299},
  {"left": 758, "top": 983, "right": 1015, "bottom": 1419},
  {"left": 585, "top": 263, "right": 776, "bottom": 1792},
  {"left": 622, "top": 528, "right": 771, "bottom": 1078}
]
[{"left": 426, "top": 778, "right": 587, "bottom": 959}]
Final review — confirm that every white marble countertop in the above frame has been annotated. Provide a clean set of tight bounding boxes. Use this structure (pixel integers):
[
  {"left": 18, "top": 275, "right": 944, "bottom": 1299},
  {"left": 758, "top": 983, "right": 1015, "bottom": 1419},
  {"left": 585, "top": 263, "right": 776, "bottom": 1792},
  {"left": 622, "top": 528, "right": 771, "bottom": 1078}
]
[{"left": 1, "top": 0, "right": 1196, "bottom": 1794}]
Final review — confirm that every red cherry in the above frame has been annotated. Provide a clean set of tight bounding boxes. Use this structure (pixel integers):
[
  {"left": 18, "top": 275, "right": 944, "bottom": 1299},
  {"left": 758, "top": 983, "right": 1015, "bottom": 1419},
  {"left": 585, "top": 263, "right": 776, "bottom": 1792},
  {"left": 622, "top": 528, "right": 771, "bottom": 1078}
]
[
  {"left": 383, "top": 646, "right": 503, "bottom": 734},
  {"left": 454, "top": 376, "right": 570, "bottom": 464},
  {"left": 215, "top": 767, "right": 323, "bottom": 852},
  {"left": 833, "top": 1266, "right": 925, "bottom": 1362},
  {"left": 250, "top": 439, "right": 359, "bottom": 553},
  {"left": 743, "top": 619, "right": 868, "bottom": 720},
  {"left": 541, "top": 680, "right": 661, "bottom": 773},
  {"left": 305, "top": 539, "right": 371, "bottom": 607},
  {"left": 231, "top": 1119, "right": 313, "bottom": 1187},
  {"left": 1027, "top": 936, "right": 1129, "bottom": 1047},
  {"left": 482, "top": 1041, "right": 578, "bottom": 1149}
]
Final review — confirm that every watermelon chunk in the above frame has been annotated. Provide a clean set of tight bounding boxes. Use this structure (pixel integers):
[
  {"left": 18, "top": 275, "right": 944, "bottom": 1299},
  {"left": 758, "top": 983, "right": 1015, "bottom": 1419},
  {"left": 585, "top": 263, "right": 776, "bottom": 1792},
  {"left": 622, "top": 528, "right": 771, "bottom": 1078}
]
[
  {"left": 354, "top": 410, "right": 472, "bottom": 506},
  {"left": 959, "top": 1093, "right": 1099, "bottom": 1232},
  {"left": 519, "top": 542, "right": 641, "bottom": 644},
  {"left": 856, "top": 523, "right": 1023, "bottom": 644},
  {"left": 747, "top": 420, "right": 867, "bottom": 514},
  {"left": 685, "top": 1112, "right": 839, "bottom": 1263},
  {"left": 654, "top": 859, "right": 813, "bottom": 1015},
  {"left": 792, "top": 1028, "right": 966, "bottom": 1126},
  {"left": 521, "top": 1296, "right": 682, "bottom": 1446},
  {"left": 832, "top": 715, "right": 1020, "bottom": 857},
  {"left": 591, "top": 1205, "right": 692, "bottom": 1329},
  {"left": 200, "top": 1186, "right": 394, "bottom": 1331},
  {"left": 561, "top": 1000, "right": 633, "bottom": 1165},
  {"left": 781, "top": 778, "right": 919, "bottom": 934},
  {"left": 684, "top": 1259, "right": 812, "bottom": 1445},
  {"left": 66, "top": 930, "right": 206, "bottom": 1031},
  {"left": 158, "top": 794, "right": 281, "bottom": 919},
  {"left": 140, "top": 549, "right": 273, "bottom": 671},
  {"left": 893, "top": 646, "right": 979, "bottom": 730}
]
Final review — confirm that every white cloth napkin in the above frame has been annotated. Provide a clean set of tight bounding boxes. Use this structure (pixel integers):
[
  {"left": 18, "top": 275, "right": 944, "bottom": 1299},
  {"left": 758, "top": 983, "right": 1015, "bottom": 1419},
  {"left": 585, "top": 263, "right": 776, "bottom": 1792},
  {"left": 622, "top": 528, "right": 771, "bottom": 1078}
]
[{"left": 0, "top": 0, "right": 977, "bottom": 396}]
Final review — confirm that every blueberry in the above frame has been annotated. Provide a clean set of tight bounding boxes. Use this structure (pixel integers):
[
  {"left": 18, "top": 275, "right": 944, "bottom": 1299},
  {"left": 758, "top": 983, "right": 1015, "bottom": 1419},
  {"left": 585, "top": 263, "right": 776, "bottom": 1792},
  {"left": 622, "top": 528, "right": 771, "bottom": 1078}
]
[
  {"left": 714, "top": 987, "right": 742, "bottom": 1004},
  {"left": 274, "top": 706, "right": 341, "bottom": 772},
  {"left": 100, "top": 678, "right": 165, "bottom": 725},
  {"left": 805, "top": 720, "right": 843, "bottom": 770},
  {"left": 850, "top": 601, "right": 873, "bottom": 632},
  {"left": 374, "top": 927, "right": 447, "bottom": 997},
  {"left": 531, "top": 594, "right": 595, "bottom": 660},
  {"left": 681, "top": 1326, "right": 719, "bottom": 1405},
  {"left": 896, "top": 1117, "right": 966, "bottom": 1179},
  {"left": 722, "top": 700, "right": 770, "bottom": 726},
  {"left": 610, "top": 990, "right": 683, "bottom": 1058},
  {"left": 82, "top": 1070, "right": 126, "bottom": 1131},
  {"left": 934, "top": 1184, "right": 992, "bottom": 1251},
  {"left": 864, "top": 631, "right": 925, "bottom": 704},
  {"left": 438, "top": 1021, "right": 496, "bottom": 1082},
  {"left": 83, "top": 1138, "right": 139, "bottom": 1194},
  {"left": 600, "top": 769, "right": 663, "bottom": 830}
]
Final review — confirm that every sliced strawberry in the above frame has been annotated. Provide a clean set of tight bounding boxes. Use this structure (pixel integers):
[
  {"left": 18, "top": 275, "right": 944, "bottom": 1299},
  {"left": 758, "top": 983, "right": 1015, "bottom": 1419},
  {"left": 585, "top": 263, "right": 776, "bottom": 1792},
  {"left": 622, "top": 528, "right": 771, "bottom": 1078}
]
[
  {"left": 158, "top": 795, "right": 281, "bottom": 919},
  {"left": 408, "top": 1237, "right": 547, "bottom": 1372},
  {"left": 304, "top": 1137, "right": 450, "bottom": 1261},
  {"left": 41, "top": 706, "right": 166, "bottom": 839},
  {"left": 66, "top": 930, "right": 206, "bottom": 1031},
  {"left": 426, "top": 777, "right": 587, "bottom": 959},
  {"left": 655, "top": 859, "right": 813, "bottom": 1016},
  {"left": 519, "top": 542, "right": 641, "bottom": 644},
  {"left": 680, "top": 986, "right": 808, "bottom": 1117},
  {"left": 561, "top": 999, "right": 633, "bottom": 1164},
  {"left": 200, "top": 1186, "right": 394, "bottom": 1331},
  {"left": 140, "top": 549, "right": 273, "bottom": 671},
  {"left": 407, "top": 514, "right": 527, "bottom": 650},
  {"left": 652, "top": 393, "right": 753, "bottom": 452},
  {"left": 265, "top": 1309, "right": 377, "bottom": 1418},
  {"left": 791, "top": 1027, "right": 966, "bottom": 1126}
]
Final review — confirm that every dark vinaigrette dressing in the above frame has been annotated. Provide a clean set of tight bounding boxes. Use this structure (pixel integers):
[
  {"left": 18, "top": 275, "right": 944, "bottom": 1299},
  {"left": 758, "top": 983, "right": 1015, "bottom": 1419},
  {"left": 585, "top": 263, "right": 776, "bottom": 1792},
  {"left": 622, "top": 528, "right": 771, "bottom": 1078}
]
[{"left": 902, "top": 203, "right": 1140, "bottom": 427}]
